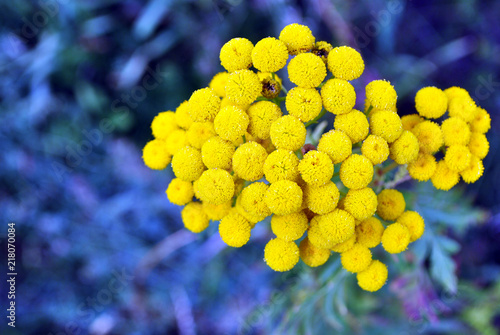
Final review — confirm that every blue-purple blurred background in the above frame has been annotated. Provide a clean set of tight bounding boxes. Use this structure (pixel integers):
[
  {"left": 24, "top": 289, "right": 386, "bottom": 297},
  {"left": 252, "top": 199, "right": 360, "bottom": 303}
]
[{"left": 1, "top": 1, "right": 499, "bottom": 334}]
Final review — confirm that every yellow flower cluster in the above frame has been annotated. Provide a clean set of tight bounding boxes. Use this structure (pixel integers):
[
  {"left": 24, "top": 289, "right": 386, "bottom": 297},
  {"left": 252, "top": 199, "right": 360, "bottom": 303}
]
[{"left": 143, "top": 23, "right": 489, "bottom": 293}]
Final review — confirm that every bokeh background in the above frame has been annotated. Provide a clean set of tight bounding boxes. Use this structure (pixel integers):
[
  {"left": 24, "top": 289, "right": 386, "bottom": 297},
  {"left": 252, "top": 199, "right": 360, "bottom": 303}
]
[{"left": 1, "top": 0, "right": 500, "bottom": 334}]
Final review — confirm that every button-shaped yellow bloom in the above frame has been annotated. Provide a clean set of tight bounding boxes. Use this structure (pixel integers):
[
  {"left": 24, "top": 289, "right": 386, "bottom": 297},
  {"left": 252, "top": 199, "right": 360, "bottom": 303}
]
[
  {"left": 340, "top": 154, "right": 374, "bottom": 190},
  {"left": 201, "top": 136, "right": 235, "bottom": 170},
  {"left": 303, "top": 181, "right": 340, "bottom": 215},
  {"left": 288, "top": 53, "right": 326, "bottom": 88},
  {"left": 166, "top": 178, "right": 194, "bottom": 206},
  {"left": 226, "top": 69, "right": 262, "bottom": 107},
  {"left": 470, "top": 107, "right": 491, "bottom": 134},
  {"left": 175, "top": 101, "right": 193, "bottom": 130},
  {"left": 321, "top": 79, "right": 356, "bottom": 115},
  {"left": 298, "top": 150, "right": 334, "bottom": 186},
  {"left": 460, "top": 155, "right": 484, "bottom": 184},
  {"left": 251, "top": 37, "right": 289, "bottom": 72},
  {"left": 356, "top": 260, "right": 388, "bottom": 292},
  {"left": 361, "top": 135, "right": 389, "bottom": 165},
  {"left": 411, "top": 120, "right": 443, "bottom": 154},
  {"left": 188, "top": 88, "right": 221, "bottom": 122},
  {"left": 441, "top": 117, "right": 471, "bottom": 146},
  {"left": 142, "top": 139, "right": 171, "bottom": 170},
  {"left": 263, "top": 149, "right": 300, "bottom": 183},
  {"left": 308, "top": 216, "right": 334, "bottom": 249},
  {"left": 240, "top": 182, "right": 271, "bottom": 217},
  {"left": 341, "top": 243, "right": 372, "bottom": 273},
  {"left": 401, "top": 114, "right": 424, "bottom": 131},
  {"left": 232, "top": 141, "right": 268, "bottom": 181},
  {"left": 186, "top": 122, "right": 217, "bottom": 149},
  {"left": 219, "top": 37, "right": 254, "bottom": 72},
  {"left": 356, "top": 217, "right": 384, "bottom": 248},
  {"left": 377, "top": 189, "right": 406, "bottom": 221},
  {"left": 299, "top": 237, "right": 331, "bottom": 267},
  {"left": 444, "top": 86, "right": 471, "bottom": 101},
  {"left": 370, "top": 110, "right": 403, "bottom": 143},
  {"left": 151, "top": 111, "right": 178, "bottom": 140},
  {"left": 334, "top": 109, "right": 369, "bottom": 143},
  {"left": 317, "top": 130, "right": 352, "bottom": 164},
  {"left": 202, "top": 201, "right": 232, "bottom": 221},
  {"left": 445, "top": 145, "right": 471, "bottom": 172},
  {"left": 166, "top": 129, "right": 188, "bottom": 155},
  {"left": 219, "top": 212, "right": 252, "bottom": 247},
  {"left": 331, "top": 233, "right": 356, "bottom": 253},
  {"left": 468, "top": 132, "right": 489, "bottom": 159},
  {"left": 390, "top": 130, "right": 419, "bottom": 165},
  {"left": 431, "top": 160, "right": 459, "bottom": 191},
  {"left": 235, "top": 197, "right": 267, "bottom": 227},
  {"left": 270, "top": 115, "right": 306, "bottom": 151},
  {"left": 319, "top": 209, "right": 355, "bottom": 245},
  {"left": 265, "top": 180, "right": 303, "bottom": 215},
  {"left": 182, "top": 202, "right": 209, "bottom": 233},
  {"left": 407, "top": 153, "right": 437, "bottom": 182},
  {"left": 171, "top": 146, "right": 205, "bottom": 182},
  {"left": 327, "top": 46, "right": 364, "bottom": 81},
  {"left": 381, "top": 223, "right": 410, "bottom": 254},
  {"left": 264, "top": 238, "right": 300, "bottom": 272},
  {"left": 247, "top": 101, "right": 282, "bottom": 140},
  {"left": 209, "top": 72, "right": 229, "bottom": 97},
  {"left": 415, "top": 86, "right": 448, "bottom": 119},
  {"left": 196, "top": 169, "right": 235, "bottom": 205},
  {"left": 448, "top": 96, "right": 476, "bottom": 123},
  {"left": 285, "top": 87, "right": 323, "bottom": 122},
  {"left": 397, "top": 211, "right": 425, "bottom": 242},
  {"left": 344, "top": 187, "right": 378, "bottom": 221},
  {"left": 213, "top": 105, "right": 249, "bottom": 142},
  {"left": 279, "top": 23, "right": 315, "bottom": 55},
  {"left": 271, "top": 211, "right": 308, "bottom": 241},
  {"left": 365, "top": 80, "right": 397, "bottom": 111}
]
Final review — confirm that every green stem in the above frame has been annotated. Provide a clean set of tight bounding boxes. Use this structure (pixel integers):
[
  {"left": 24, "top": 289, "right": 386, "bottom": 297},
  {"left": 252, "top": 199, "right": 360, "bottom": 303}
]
[
  {"left": 271, "top": 72, "right": 276, "bottom": 80},
  {"left": 304, "top": 108, "right": 327, "bottom": 127},
  {"left": 381, "top": 161, "right": 399, "bottom": 175},
  {"left": 242, "top": 134, "right": 247, "bottom": 143},
  {"left": 365, "top": 105, "right": 373, "bottom": 116},
  {"left": 331, "top": 171, "right": 340, "bottom": 178},
  {"left": 338, "top": 190, "right": 347, "bottom": 197},
  {"left": 281, "top": 85, "right": 288, "bottom": 95}
]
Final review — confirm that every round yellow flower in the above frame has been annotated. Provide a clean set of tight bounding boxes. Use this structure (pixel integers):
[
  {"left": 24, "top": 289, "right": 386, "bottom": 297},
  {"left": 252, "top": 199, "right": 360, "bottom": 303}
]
[
  {"left": 407, "top": 152, "right": 437, "bottom": 182},
  {"left": 319, "top": 209, "right": 356, "bottom": 245},
  {"left": 377, "top": 189, "right": 406, "bottom": 221},
  {"left": 321, "top": 79, "right": 356, "bottom": 115},
  {"left": 356, "top": 217, "right": 384, "bottom": 248},
  {"left": 166, "top": 178, "right": 194, "bottom": 206},
  {"left": 226, "top": 69, "right": 262, "bottom": 107},
  {"left": 381, "top": 223, "right": 410, "bottom": 254},
  {"left": 201, "top": 136, "right": 235, "bottom": 170},
  {"left": 219, "top": 37, "right": 254, "bottom": 72},
  {"left": 188, "top": 88, "right": 221, "bottom": 122},
  {"left": 312, "top": 41, "right": 333, "bottom": 63},
  {"left": 448, "top": 96, "right": 476, "bottom": 123},
  {"left": 285, "top": 87, "right": 323, "bottom": 122},
  {"left": 344, "top": 187, "right": 378, "bottom": 221},
  {"left": 263, "top": 149, "right": 300, "bottom": 183},
  {"left": 470, "top": 107, "right": 491, "bottom": 134},
  {"left": 415, "top": 86, "right": 448, "bottom": 119},
  {"left": 461, "top": 155, "right": 484, "bottom": 184},
  {"left": 317, "top": 130, "right": 352, "bottom": 164},
  {"left": 411, "top": 120, "right": 443, "bottom": 154},
  {"left": 341, "top": 243, "right": 372, "bottom": 273},
  {"left": 202, "top": 201, "right": 232, "bottom": 221},
  {"left": 340, "top": 154, "right": 374, "bottom": 190},
  {"left": 334, "top": 109, "right": 369, "bottom": 144},
  {"left": 247, "top": 101, "right": 282, "bottom": 140},
  {"left": 186, "top": 122, "right": 217, "bottom": 149},
  {"left": 431, "top": 160, "right": 460, "bottom": 191},
  {"left": 397, "top": 211, "right": 425, "bottom": 242},
  {"left": 331, "top": 233, "right": 356, "bottom": 253},
  {"left": 196, "top": 169, "right": 235, "bottom": 205},
  {"left": 232, "top": 141, "right": 268, "bottom": 181},
  {"left": 265, "top": 180, "right": 303, "bottom": 215},
  {"left": 369, "top": 110, "right": 403, "bottom": 143},
  {"left": 445, "top": 145, "right": 471, "bottom": 172},
  {"left": 357, "top": 260, "right": 388, "bottom": 292},
  {"left": 235, "top": 197, "right": 267, "bottom": 227},
  {"left": 365, "top": 80, "right": 397, "bottom": 111},
  {"left": 327, "top": 46, "right": 364, "bottom": 81},
  {"left": 264, "top": 238, "right": 300, "bottom": 272},
  {"left": 209, "top": 72, "right": 229, "bottom": 97},
  {"left": 308, "top": 216, "right": 334, "bottom": 249},
  {"left": 390, "top": 130, "right": 419, "bottom": 165},
  {"left": 171, "top": 146, "right": 205, "bottom": 182},
  {"left": 142, "top": 139, "right": 171, "bottom": 170},
  {"left": 401, "top": 114, "right": 423, "bottom": 131},
  {"left": 182, "top": 202, "right": 209, "bottom": 233},
  {"left": 270, "top": 115, "right": 306, "bottom": 151},
  {"left": 165, "top": 129, "right": 188, "bottom": 155},
  {"left": 441, "top": 117, "right": 471, "bottom": 146},
  {"left": 175, "top": 101, "right": 193, "bottom": 130},
  {"left": 240, "top": 182, "right": 271, "bottom": 217},
  {"left": 213, "top": 105, "right": 249, "bottom": 142},
  {"left": 468, "top": 132, "right": 489, "bottom": 159},
  {"left": 271, "top": 211, "right": 308, "bottom": 241},
  {"left": 299, "top": 237, "right": 331, "bottom": 267},
  {"left": 361, "top": 135, "right": 389, "bottom": 165},
  {"left": 251, "top": 37, "right": 289, "bottom": 72},
  {"left": 298, "top": 150, "right": 334, "bottom": 186},
  {"left": 219, "top": 212, "right": 252, "bottom": 247},
  {"left": 279, "top": 23, "right": 315, "bottom": 55},
  {"left": 303, "top": 181, "right": 340, "bottom": 215},
  {"left": 151, "top": 111, "right": 178, "bottom": 140},
  {"left": 288, "top": 53, "right": 326, "bottom": 88},
  {"left": 444, "top": 86, "right": 471, "bottom": 101}
]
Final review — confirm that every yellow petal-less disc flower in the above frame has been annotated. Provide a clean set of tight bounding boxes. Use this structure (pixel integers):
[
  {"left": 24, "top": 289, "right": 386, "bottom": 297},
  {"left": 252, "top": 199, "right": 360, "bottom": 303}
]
[
  {"left": 341, "top": 244, "right": 372, "bottom": 273},
  {"left": 226, "top": 69, "right": 262, "bottom": 107},
  {"left": 247, "top": 101, "right": 282, "bottom": 140},
  {"left": 407, "top": 152, "right": 437, "bottom": 182},
  {"left": 356, "top": 217, "right": 384, "bottom": 248},
  {"left": 317, "top": 130, "right": 352, "bottom": 164},
  {"left": 444, "top": 86, "right": 471, "bottom": 101},
  {"left": 441, "top": 117, "right": 471, "bottom": 146},
  {"left": 240, "top": 182, "right": 271, "bottom": 217},
  {"left": 401, "top": 114, "right": 424, "bottom": 131},
  {"left": 213, "top": 105, "right": 249, "bottom": 142},
  {"left": 219, "top": 37, "right": 254, "bottom": 72},
  {"left": 232, "top": 141, "right": 268, "bottom": 181},
  {"left": 357, "top": 260, "right": 388, "bottom": 292},
  {"left": 299, "top": 237, "right": 331, "bottom": 267},
  {"left": 251, "top": 37, "right": 289, "bottom": 72},
  {"left": 235, "top": 197, "right": 267, "bottom": 227},
  {"left": 431, "top": 160, "right": 460, "bottom": 191},
  {"left": 142, "top": 139, "right": 171, "bottom": 170},
  {"left": 279, "top": 23, "right": 315, "bottom": 55},
  {"left": 377, "top": 189, "right": 406, "bottom": 222},
  {"left": 175, "top": 101, "right": 193, "bottom": 130},
  {"left": 445, "top": 145, "right": 471, "bottom": 172},
  {"left": 334, "top": 109, "right": 369, "bottom": 144},
  {"left": 202, "top": 201, "right": 232, "bottom": 221},
  {"left": 265, "top": 180, "right": 303, "bottom": 216},
  {"left": 321, "top": 79, "right": 356, "bottom": 115},
  {"left": 209, "top": 72, "right": 229, "bottom": 97},
  {"left": 365, "top": 80, "right": 397, "bottom": 111},
  {"left": 369, "top": 110, "right": 403, "bottom": 143},
  {"left": 397, "top": 211, "right": 425, "bottom": 242},
  {"left": 271, "top": 211, "right": 308, "bottom": 241},
  {"left": 361, "top": 135, "right": 389, "bottom": 165},
  {"left": 151, "top": 111, "right": 178, "bottom": 140},
  {"left": 188, "top": 88, "right": 221, "bottom": 122},
  {"left": 468, "top": 132, "right": 489, "bottom": 159},
  {"left": 182, "top": 202, "right": 209, "bottom": 233},
  {"left": 270, "top": 115, "right": 306, "bottom": 151},
  {"left": 344, "top": 187, "right": 378, "bottom": 221},
  {"left": 298, "top": 150, "right": 334, "bottom": 186},
  {"left": 381, "top": 223, "right": 410, "bottom": 254},
  {"left": 219, "top": 212, "right": 252, "bottom": 247},
  {"left": 263, "top": 149, "right": 300, "bottom": 183},
  {"left": 303, "top": 181, "right": 340, "bottom": 215},
  {"left": 461, "top": 155, "right": 484, "bottom": 184},
  {"left": 390, "top": 130, "right": 419, "bottom": 165},
  {"left": 166, "top": 129, "right": 187, "bottom": 155},
  {"left": 166, "top": 178, "right": 194, "bottom": 206},
  {"left": 470, "top": 107, "right": 491, "bottom": 134},
  {"left": 411, "top": 120, "right": 443, "bottom": 154},
  {"left": 186, "top": 122, "right": 217, "bottom": 149},
  {"left": 171, "top": 146, "right": 205, "bottom": 182},
  {"left": 308, "top": 216, "right": 335, "bottom": 249},
  {"left": 448, "top": 96, "right": 476, "bottom": 123},
  {"left": 196, "top": 169, "right": 235, "bottom": 205},
  {"left": 264, "top": 238, "right": 300, "bottom": 272},
  {"left": 312, "top": 41, "right": 333, "bottom": 63},
  {"left": 331, "top": 233, "right": 356, "bottom": 253},
  {"left": 288, "top": 53, "right": 326, "bottom": 88},
  {"left": 285, "top": 87, "right": 323, "bottom": 122},
  {"left": 340, "top": 154, "right": 374, "bottom": 190},
  {"left": 415, "top": 86, "right": 448, "bottom": 119},
  {"left": 201, "top": 136, "right": 235, "bottom": 170},
  {"left": 319, "top": 209, "right": 356, "bottom": 245},
  {"left": 327, "top": 46, "right": 364, "bottom": 81}
]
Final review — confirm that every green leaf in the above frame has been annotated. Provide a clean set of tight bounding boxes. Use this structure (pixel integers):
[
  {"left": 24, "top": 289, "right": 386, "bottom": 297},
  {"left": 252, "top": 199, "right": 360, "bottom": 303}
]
[{"left": 430, "top": 236, "right": 457, "bottom": 294}]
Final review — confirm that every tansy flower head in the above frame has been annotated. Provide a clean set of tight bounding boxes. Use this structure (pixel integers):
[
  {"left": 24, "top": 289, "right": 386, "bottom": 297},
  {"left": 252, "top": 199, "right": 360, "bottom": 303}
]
[
  {"left": 445, "top": 145, "right": 471, "bottom": 172},
  {"left": 214, "top": 105, "right": 249, "bottom": 142},
  {"left": 431, "top": 160, "right": 460, "bottom": 191},
  {"left": 299, "top": 237, "right": 331, "bottom": 267},
  {"left": 318, "top": 209, "right": 356, "bottom": 245},
  {"left": 441, "top": 117, "right": 471, "bottom": 146},
  {"left": 444, "top": 86, "right": 471, "bottom": 101},
  {"left": 356, "top": 217, "right": 384, "bottom": 248},
  {"left": 263, "top": 149, "right": 300, "bottom": 183},
  {"left": 365, "top": 80, "right": 397, "bottom": 111},
  {"left": 171, "top": 146, "right": 205, "bottom": 182},
  {"left": 285, "top": 87, "right": 323, "bottom": 122},
  {"left": 196, "top": 169, "right": 235, "bottom": 205},
  {"left": 166, "top": 129, "right": 188, "bottom": 155},
  {"left": 202, "top": 201, "right": 232, "bottom": 221},
  {"left": 166, "top": 178, "right": 194, "bottom": 206},
  {"left": 334, "top": 109, "right": 369, "bottom": 144},
  {"left": 251, "top": 37, "right": 289, "bottom": 73},
  {"left": 261, "top": 77, "right": 282, "bottom": 99},
  {"left": 448, "top": 96, "right": 476, "bottom": 123},
  {"left": 201, "top": 136, "right": 235, "bottom": 170},
  {"left": 312, "top": 41, "right": 333, "bottom": 63},
  {"left": 381, "top": 223, "right": 410, "bottom": 254},
  {"left": 265, "top": 180, "right": 303, "bottom": 215},
  {"left": 468, "top": 132, "right": 489, "bottom": 159},
  {"left": 182, "top": 202, "right": 209, "bottom": 233},
  {"left": 219, "top": 212, "right": 252, "bottom": 247},
  {"left": 247, "top": 101, "right": 282, "bottom": 140},
  {"left": 271, "top": 211, "right": 308, "bottom": 241},
  {"left": 240, "top": 182, "right": 271, "bottom": 217},
  {"left": 397, "top": 211, "right": 425, "bottom": 242},
  {"left": 188, "top": 88, "right": 221, "bottom": 122},
  {"left": 461, "top": 155, "right": 484, "bottom": 184},
  {"left": 361, "top": 135, "right": 389, "bottom": 165},
  {"left": 235, "top": 197, "right": 267, "bottom": 227},
  {"left": 186, "top": 122, "right": 217, "bottom": 149},
  {"left": 331, "top": 233, "right": 356, "bottom": 253},
  {"left": 151, "top": 111, "right": 178, "bottom": 140},
  {"left": 209, "top": 72, "right": 229, "bottom": 97},
  {"left": 264, "top": 238, "right": 300, "bottom": 272},
  {"left": 327, "top": 46, "right": 365, "bottom": 81},
  {"left": 288, "top": 53, "right": 326, "bottom": 88},
  {"left": 232, "top": 141, "right": 268, "bottom": 181},
  {"left": 407, "top": 152, "right": 437, "bottom": 182},
  {"left": 303, "top": 181, "right": 340, "bottom": 215},
  {"left": 341, "top": 244, "right": 372, "bottom": 273},
  {"left": 226, "top": 69, "right": 262, "bottom": 107},
  {"left": 175, "top": 101, "right": 193, "bottom": 130},
  {"left": 298, "top": 150, "right": 334, "bottom": 186},
  {"left": 340, "top": 154, "right": 374, "bottom": 190},
  {"left": 377, "top": 189, "right": 406, "bottom": 221},
  {"left": 390, "top": 130, "right": 419, "bottom": 165},
  {"left": 279, "top": 23, "right": 315, "bottom": 55},
  {"left": 344, "top": 187, "right": 378, "bottom": 221},
  {"left": 219, "top": 37, "right": 254, "bottom": 72},
  {"left": 270, "top": 115, "right": 307, "bottom": 151},
  {"left": 308, "top": 216, "right": 335, "bottom": 249},
  {"left": 317, "top": 130, "right": 352, "bottom": 164},
  {"left": 415, "top": 86, "right": 448, "bottom": 119},
  {"left": 411, "top": 120, "right": 443, "bottom": 154},
  {"left": 142, "top": 139, "right": 171, "bottom": 170},
  {"left": 321, "top": 79, "right": 356, "bottom": 115},
  {"left": 401, "top": 114, "right": 424, "bottom": 131},
  {"left": 356, "top": 260, "right": 388, "bottom": 292},
  {"left": 369, "top": 110, "right": 403, "bottom": 143},
  {"left": 470, "top": 107, "right": 491, "bottom": 134}
]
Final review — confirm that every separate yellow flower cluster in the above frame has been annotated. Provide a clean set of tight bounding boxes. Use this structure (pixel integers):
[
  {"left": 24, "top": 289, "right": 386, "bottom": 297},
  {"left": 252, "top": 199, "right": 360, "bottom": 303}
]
[{"left": 142, "top": 23, "right": 491, "bottom": 293}]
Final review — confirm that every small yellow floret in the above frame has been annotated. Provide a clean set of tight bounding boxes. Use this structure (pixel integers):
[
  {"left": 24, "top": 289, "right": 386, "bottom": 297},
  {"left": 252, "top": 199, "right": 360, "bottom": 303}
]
[
  {"left": 401, "top": 114, "right": 423, "bottom": 131},
  {"left": 318, "top": 209, "right": 356, "bottom": 245},
  {"left": 166, "top": 129, "right": 187, "bottom": 155},
  {"left": 263, "top": 149, "right": 300, "bottom": 183},
  {"left": 340, "top": 154, "right": 374, "bottom": 190},
  {"left": 226, "top": 69, "right": 262, "bottom": 107},
  {"left": 357, "top": 260, "right": 388, "bottom": 292},
  {"left": 390, "top": 130, "right": 419, "bottom": 165},
  {"left": 331, "top": 233, "right": 356, "bottom": 253},
  {"left": 468, "top": 132, "right": 489, "bottom": 159},
  {"left": 361, "top": 135, "right": 389, "bottom": 165},
  {"left": 470, "top": 107, "right": 491, "bottom": 134},
  {"left": 240, "top": 182, "right": 271, "bottom": 217},
  {"left": 317, "top": 130, "right": 352, "bottom": 164},
  {"left": 321, "top": 79, "right": 356, "bottom": 115},
  {"left": 303, "top": 181, "right": 340, "bottom": 215},
  {"left": 407, "top": 153, "right": 437, "bottom": 182},
  {"left": 271, "top": 211, "right": 308, "bottom": 241},
  {"left": 356, "top": 217, "right": 384, "bottom": 248},
  {"left": 397, "top": 211, "right": 425, "bottom": 242},
  {"left": 182, "top": 202, "right": 209, "bottom": 233},
  {"left": 415, "top": 86, "right": 448, "bottom": 119},
  {"left": 196, "top": 169, "right": 235, "bottom": 205},
  {"left": 213, "top": 105, "right": 249, "bottom": 142},
  {"left": 265, "top": 180, "right": 303, "bottom": 216},
  {"left": 232, "top": 141, "right": 268, "bottom": 181},
  {"left": 151, "top": 111, "right": 178, "bottom": 140},
  {"left": 252, "top": 37, "right": 289, "bottom": 72},
  {"left": 377, "top": 189, "right": 406, "bottom": 221},
  {"left": 285, "top": 87, "right": 323, "bottom": 122},
  {"left": 201, "top": 136, "right": 235, "bottom": 170},
  {"left": 366, "top": 80, "right": 397, "bottom": 111},
  {"left": 298, "top": 150, "right": 334, "bottom": 186},
  {"left": 411, "top": 120, "right": 443, "bottom": 154},
  {"left": 448, "top": 96, "right": 476, "bottom": 123},
  {"left": 142, "top": 139, "right": 171, "bottom": 170},
  {"left": 279, "top": 23, "right": 315, "bottom": 55},
  {"left": 209, "top": 72, "right": 229, "bottom": 97},
  {"left": 344, "top": 188, "right": 378, "bottom": 221},
  {"left": 264, "top": 238, "right": 300, "bottom": 272},
  {"left": 308, "top": 216, "right": 334, "bottom": 249},
  {"left": 334, "top": 109, "right": 369, "bottom": 143},
  {"left": 341, "top": 244, "right": 372, "bottom": 273},
  {"left": 431, "top": 160, "right": 460, "bottom": 191},
  {"left": 460, "top": 155, "right": 484, "bottom": 184},
  {"left": 299, "top": 237, "right": 331, "bottom": 267},
  {"left": 188, "top": 88, "right": 221, "bottom": 122},
  {"left": 327, "top": 46, "right": 364, "bottom": 81},
  {"left": 186, "top": 122, "right": 217, "bottom": 149},
  {"left": 288, "top": 53, "right": 326, "bottom": 88},
  {"left": 202, "top": 201, "right": 232, "bottom": 221},
  {"left": 166, "top": 178, "right": 193, "bottom": 206},
  {"left": 381, "top": 223, "right": 410, "bottom": 254},
  {"left": 270, "top": 115, "right": 306, "bottom": 151},
  {"left": 369, "top": 110, "right": 403, "bottom": 143},
  {"left": 444, "top": 86, "right": 471, "bottom": 101},
  {"left": 219, "top": 38, "right": 254, "bottom": 72},
  {"left": 219, "top": 212, "right": 252, "bottom": 247},
  {"left": 175, "top": 101, "right": 193, "bottom": 130},
  {"left": 441, "top": 117, "right": 471, "bottom": 146},
  {"left": 445, "top": 145, "right": 471, "bottom": 172},
  {"left": 247, "top": 101, "right": 282, "bottom": 140},
  {"left": 171, "top": 146, "right": 205, "bottom": 182}
]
